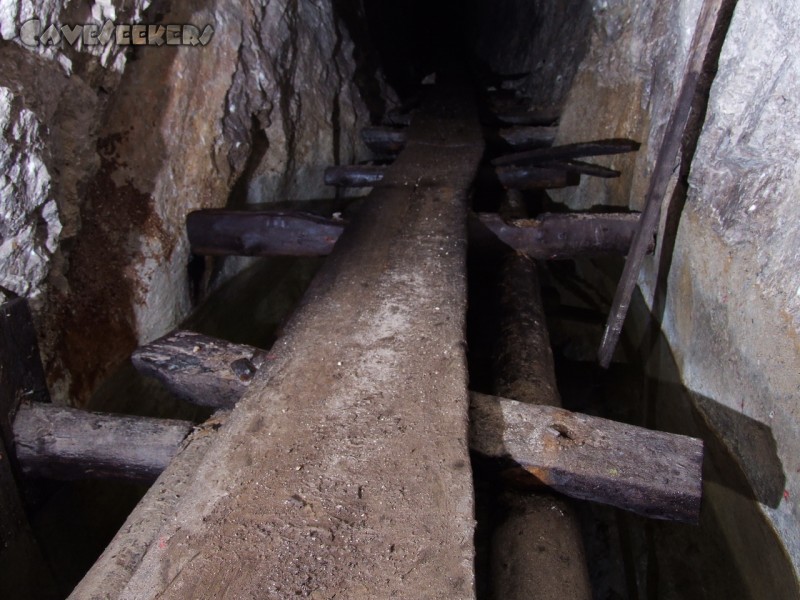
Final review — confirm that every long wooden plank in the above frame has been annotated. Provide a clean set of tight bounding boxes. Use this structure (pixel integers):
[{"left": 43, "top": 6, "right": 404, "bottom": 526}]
[
  {"left": 598, "top": 0, "right": 727, "bottom": 367},
  {"left": 73, "top": 86, "right": 484, "bottom": 600},
  {"left": 471, "top": 393, "right": 704, "bottom": 523},
  {"left": 13, "top": 403, "right": 193, "bottom": 483},
  {"left": 187, "top": 210, "right": 344, "bottom": 257}
]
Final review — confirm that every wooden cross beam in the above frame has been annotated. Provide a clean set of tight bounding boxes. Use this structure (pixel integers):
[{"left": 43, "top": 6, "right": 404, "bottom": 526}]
[
  {"left": 186, "top": 210, "right": 344, "bottom": 257},
  {"left": 323, "top": 164, "right": 386, "bottom": 187},
  {"left": 360, "top": 126, "right": 407, "bottom": 155},
  {"left": 492, "top": 138, "right": 641, "bottom": 168},
  {"left": 186, "top": 210, "right": 643, "bottom": 259},
  {"left": 473, "top": 212, "right": 644, "bottom": 260},
  {"left": 114, "top": 330, "right": 705, "bottom": 522}
]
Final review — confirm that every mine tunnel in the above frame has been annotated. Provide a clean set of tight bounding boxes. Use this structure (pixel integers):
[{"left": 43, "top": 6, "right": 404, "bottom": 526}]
[{"left": 0, "top": 0, "right": 799, "bottom": 598}]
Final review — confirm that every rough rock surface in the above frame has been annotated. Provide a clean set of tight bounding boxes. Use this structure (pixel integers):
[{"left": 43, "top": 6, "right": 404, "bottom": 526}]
[
  {"left": 0, "top": 0, "right": 380, "bottom": 406},
  {"left": 548, "top": 0, "right": 799, "bottom": 585},
  {"left": 664, "top": 0, "right": 800, "bottom": 576},
  {"left": 551, "top": 0, "right": 704, "bottom": 211},
  {"left": 0, "top": 41, "right": 99, "bottom": 304},
  {"left": 466, "top": 0, "right": 593, "bottom": 109},
  {"left": 0, "top": 86, "right": 60, "bottom": 301},
  {"left": 1, "top": 0, "right": 152, "bottom": 73}
]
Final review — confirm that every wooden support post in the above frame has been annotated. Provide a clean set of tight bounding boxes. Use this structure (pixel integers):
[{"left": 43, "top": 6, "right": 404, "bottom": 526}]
[
  {"left": 494, "top": 165, "right": 580, "bottom": 190},
  {"left": 7, "top": 389, "right": 702, "bottom": 523},
  {"left": 186, "top": 210, "right": 344, "bottom": 257},
  {"left": 0, "top": 299, "right": 59, "bottom": 598},
  {"left": 132, "top": 331, "right": 267, "bottom": 409},
  {"left": 360, "top": 126, "right": 407, "bottom": 155},
  {"left": 470, "top": 392, "right": 703, "bottom": 523},
  {"left": 474, "top": 212, "right": 643, "bottom": 259},
  {"left": 598, "top": 0, "right": 727, "bottom": 368},
  {"left": 492, "top": 138, "right": 641, "bottom": 167},
  {"left": 323, "top": 164, "right": 386, "bottom": 187}
]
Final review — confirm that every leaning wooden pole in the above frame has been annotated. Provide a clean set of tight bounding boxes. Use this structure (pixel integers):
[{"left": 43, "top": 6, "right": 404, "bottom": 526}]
[
  {"left": 597, "top": 0, "right": 727, "bottom": 367},
  {"left": 486, "top": 254, "right": 593, "bottom": 600}
]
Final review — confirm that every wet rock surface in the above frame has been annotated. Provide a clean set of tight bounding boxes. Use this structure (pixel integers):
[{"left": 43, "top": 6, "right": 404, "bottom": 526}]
[
  {"left": 544, "top": 0, "right": 800, "bottom": 587},
  {"left": 0, "top": 0, "right": 382, "bottom": 407}
]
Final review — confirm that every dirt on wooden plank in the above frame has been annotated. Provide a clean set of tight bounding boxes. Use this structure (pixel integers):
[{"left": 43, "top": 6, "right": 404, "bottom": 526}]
[{"left": 72, "top": 86, "right": 485, "bottom": 600}]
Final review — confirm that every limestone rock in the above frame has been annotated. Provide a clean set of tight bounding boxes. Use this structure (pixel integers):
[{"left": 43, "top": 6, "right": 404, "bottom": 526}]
[
  {"left": 0, "top": 86, "right": 60, "bottom": 300},
  {"left": 551, "top": 0, "right": 703, "bottom": 211},
  {"left": 38, "top": 0, "right": 379, "bottom": 406},
  {"left": 0, "top": 0, "right": 153, "bottom": 73}
]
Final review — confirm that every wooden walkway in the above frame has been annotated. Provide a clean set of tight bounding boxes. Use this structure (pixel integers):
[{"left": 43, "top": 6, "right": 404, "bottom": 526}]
[{"left": 71, "top": 86, "right": 485, "bottom": 599}]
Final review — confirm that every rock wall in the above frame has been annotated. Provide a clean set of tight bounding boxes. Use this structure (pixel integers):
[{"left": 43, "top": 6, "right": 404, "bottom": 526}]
[
  {"left": 547, "top": 0, "right": 800, "bottom": 586},
  {"left": 465, "top": 0, "right": 593, "bottom": 109},
  {"left": 0, "top": 0, "right": 151, "bottom": 306},
  {"left": 660, "top": 0, "right": 800, "bottom": 578},
  {"left": 0, "top": 0, "right": 382, "bottom": 406}
]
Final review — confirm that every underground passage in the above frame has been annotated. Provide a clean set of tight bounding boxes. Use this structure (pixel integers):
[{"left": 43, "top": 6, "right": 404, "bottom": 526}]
[{"left": 0, "top": 0, "right": 798, "bottom": 598}]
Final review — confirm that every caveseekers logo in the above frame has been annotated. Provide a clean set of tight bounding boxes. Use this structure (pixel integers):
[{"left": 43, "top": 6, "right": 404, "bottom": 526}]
[{"left": 19, "top": 19, "right": 214, "bottom": 47}]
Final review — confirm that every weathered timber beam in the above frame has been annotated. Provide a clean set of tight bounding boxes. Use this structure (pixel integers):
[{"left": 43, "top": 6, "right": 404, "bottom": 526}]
[
  {"left": 323, "top": 164, "right": 386, "bottom": 187},
  {"left": 186, "top": 210, "right": 345, "bottom": 257},
  {"left": 494, "top": 165, "right": 580, "bottom": 190},
  {"left": 131, "top": 330, "right": 702, "bottom": 522},
  {"left": 492, "top": 108, "right": 560, "bottom": 127},
  {"left": 132, "top": 330, "right": 268, "bottom": 409},
  {"left": 542, "top": 159, "right": 621, "bottom": 178},
  {"left": 187, "top": 210, "right": 639, "bottom": 260},
  {"left": 360, "top": 126, "right": 407, "bottom": 155},
  {"left": 485, "top": 125, "right": 558, "bottom": 151},
  {"left": 12, "top": 403, "right": 193, "bottom": 483},
  {"left": 470, "top": 392, "right": 704, "bottom": 523},
  {"left": 474, "top": 212, "right": 643, "bottom": 259},
  {"left": 492, "top": 138, "right": 641, "bottom": 167},
  {"left": 77, "top": 85, "right": 484, "bottom": 599}
]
